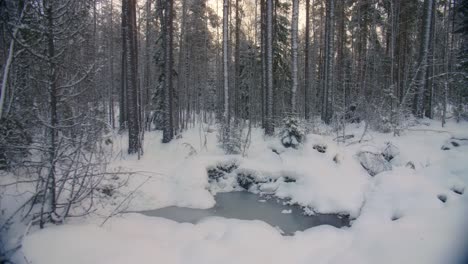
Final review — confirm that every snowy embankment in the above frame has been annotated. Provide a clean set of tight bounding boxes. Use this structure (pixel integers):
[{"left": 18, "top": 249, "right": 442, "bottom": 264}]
[{"left": 18, "top": 120, "right": 468, "bottom": 263}]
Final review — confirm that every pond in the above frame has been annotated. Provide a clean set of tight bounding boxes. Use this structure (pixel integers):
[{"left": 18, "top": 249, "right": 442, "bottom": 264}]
[{"left": 139, "top": 191, "right": 350, "bottom": 235}]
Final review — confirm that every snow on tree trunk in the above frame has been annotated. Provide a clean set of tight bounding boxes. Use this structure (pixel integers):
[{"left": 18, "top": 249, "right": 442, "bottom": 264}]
[
  {"left": 0, "top": 37, "right": 16, "bottom": 120},
  {"left": 0, "top": 2, "right": 27, "bottom": 119}
]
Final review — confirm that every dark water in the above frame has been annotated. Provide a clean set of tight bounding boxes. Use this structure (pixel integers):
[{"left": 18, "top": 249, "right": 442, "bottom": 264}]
[{"left": 139, "top": 191, "right": 349, "bottom": 235}]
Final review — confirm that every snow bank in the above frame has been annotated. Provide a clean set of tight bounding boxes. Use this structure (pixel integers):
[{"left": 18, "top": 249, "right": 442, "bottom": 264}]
[{"left": 18, "top": 119, "right": 468, "bottom": 264}]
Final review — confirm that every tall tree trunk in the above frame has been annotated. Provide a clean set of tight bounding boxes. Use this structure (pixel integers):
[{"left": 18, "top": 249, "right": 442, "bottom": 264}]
[
  {"left": 356, "top": 0, "right": 369, "bottom": 100},
  {"left": 424, "top": 0, "right": 436, "bottom": 118},
  {"left": 1, "top": 0, "right": 27, "bottom": 119},
  {"left": 260, "top": 0, "right": 267, "bottom": 128},
  {"left": 177, "top": 0, "right": 187, "bottom": 130},
  {"left": 0, "top": 36, "right": 16, "bottom": 119},
  {"left": 223, "top": 0, "right": 230, "bottom": 125},
  {"left": 414, "top": 0, "right": 434, "bottom": 118},
  {"left": 120, "top": 0, "right": 128, "bottom": 130},
  {"left": 291, "top": 0, "right": 299, "bottom": 115},
  {"left": 322, "top": 0, "right": 334, "bottom": 124},
  {"left": 336, "top": 0, "right": 346, "bottom": 117},
  {"left": 389, "top": 0, "right": 397, "bottom": 109},
  {"left": 442, "top": 0, "right": 451, "bottom": 127},
  {"left": 265, "top": 0, "right": 274, "bottom": 135},
  {"left": 304, "top": 0, "right": 311, "bottom": 120},
  {"left": 144, "top": 0, "right": 151, "bottom": 130},
  {"left": 162, "top": 0, "right": 174, "bottom": 143},
  {"left": 234, "top": 0, "right": 241, "bottom": 119},
  {"left": 124, "top": 0, "right": 141, "bottom": 153},
  {"left": 43, "top": 2, "right": 58, "bottom": 228},
  {"left": 109, "top": 0, "right": 115, "bottom": 129}
]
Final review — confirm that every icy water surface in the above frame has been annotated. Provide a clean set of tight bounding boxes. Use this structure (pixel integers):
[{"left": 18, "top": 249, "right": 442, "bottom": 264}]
[{"left": 139, "top": 192, "right": 350, "bottom": 235}]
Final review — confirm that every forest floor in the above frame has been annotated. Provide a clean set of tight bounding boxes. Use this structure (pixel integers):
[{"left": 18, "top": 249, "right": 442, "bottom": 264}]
[{"left": 4, "top": 119, "right": 468, "bottom": 264}]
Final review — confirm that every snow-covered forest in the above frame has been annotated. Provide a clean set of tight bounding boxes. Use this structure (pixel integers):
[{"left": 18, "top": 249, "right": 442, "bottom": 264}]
[{"left": 1, "top": 0, "right": 467, "bottom": 263}]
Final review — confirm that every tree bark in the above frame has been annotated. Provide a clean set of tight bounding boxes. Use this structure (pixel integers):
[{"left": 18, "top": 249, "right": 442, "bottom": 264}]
[
  {"left": 260, "top": 0, "right": 266, "bottom": 128},
  {"left": 304, "top": 0, "right": 311, "bottom": 120},
  {"left": 109, "top": 0, "right": 115, "bottom": 129},
  {"left": 223, "top": 0, "right": 230, "bottom": 124},
  {"left": 265, "top": 0, "right": 274, "bottom": 135},
  {"left": 124, "top": 0, "right": 141, "bottom": 153},
  {"left": 120, "top": 0, "right": 128, "bottom": 130},
  {"left": 162, "top": 0, "right": 174, "bottom": 143},
  {"left": 234, "top": 0, "right": 241, "bottom": 118},
  {"left": 291, "top": 0, "right": 299, "bottom": 114},
  {"left": 414, "top": 0, "right": 434, "bottom": 118},
  {"left": 322, "top": 0, "right": 334, "bottom": 124},
  {"left": 45, "top": 1, "right": 58, "bottom": 227}
]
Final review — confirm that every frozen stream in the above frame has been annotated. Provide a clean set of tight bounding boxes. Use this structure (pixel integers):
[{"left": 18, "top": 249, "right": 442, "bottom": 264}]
[{"left": 139, "top": 191, "right": 350, "bottom": 235}]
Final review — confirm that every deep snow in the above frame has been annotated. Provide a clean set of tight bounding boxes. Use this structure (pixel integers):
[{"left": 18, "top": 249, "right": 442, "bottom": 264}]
[{"left": 3, "top": 119, "right": 468, "bottom": 264}]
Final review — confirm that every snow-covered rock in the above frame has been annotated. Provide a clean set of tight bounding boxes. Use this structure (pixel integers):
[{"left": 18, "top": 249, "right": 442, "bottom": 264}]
[
  {"left": 382, "top": 142, "right": 399, "bottom": 162},
  {"left": 356, "top": 151, "right": 392, "bottom": 176},
  {"left": 312, "top": 144, "right": 327, "bottom": 153},
  {"left": 405, "top": 161, "right": 416, "bottom": 169},
  {"left": 207, "top": 159, "right": 239, "bottom": 181}
]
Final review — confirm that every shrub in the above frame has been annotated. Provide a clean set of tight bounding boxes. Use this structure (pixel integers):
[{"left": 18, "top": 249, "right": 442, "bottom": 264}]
[{"left": 280, "top": 117, "right": 305, "bottom": 149}]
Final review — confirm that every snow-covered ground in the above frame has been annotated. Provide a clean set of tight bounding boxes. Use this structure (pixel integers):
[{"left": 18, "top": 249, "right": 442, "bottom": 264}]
[{"left": 6, "top": 120, "right": 468, "bottom": 263}]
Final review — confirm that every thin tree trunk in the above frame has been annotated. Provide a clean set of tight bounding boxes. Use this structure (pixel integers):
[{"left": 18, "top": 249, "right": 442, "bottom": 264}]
[
  {"left": 424, "top": 0, "right": 436, "bottom": 118},
  {"left": 260, "top": 0, "right": 266, "bottom": 128},
  {"left": 322, "top": 0, "right": 334, "bottom": 124},
  {"left": 442, "top": 0, "right": 451, "bottom": 127},
  {"left": 0, "top": 2, "right": 27, "bottom": 119},
  {"left": 120, "top": 0, "right": 128, "bottom": 130},
  {"left": 234, "top": 0, "right": 241, "bottom": 118},
  {"left": 109, "top": 0, "right": 115, "bottom": 129},
  {"left": 144, "top": 0, "right": 151, "bottom": 130},
  {"left": 177, "top": 0, "right": 187, "bottom": 130},
  {"left": 0, "top": 37, "right": 16, "bottom": 119},
  {"left": 304, "top": 0, "right": 311, "bottom": 120},
  {"left": 291, "top": 0, "right": 299, "bottom": 114},
  {"left": 223, "top": 0, "right": 230, "bottom": 124},
  {"left": 45, "top": 2, "right": 58, "bottom": 226}
]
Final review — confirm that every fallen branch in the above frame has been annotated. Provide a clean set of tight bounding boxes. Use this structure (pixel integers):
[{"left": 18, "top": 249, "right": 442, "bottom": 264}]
[{"left": 406, "top": 128, "right": 452, "bottom": 134}]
